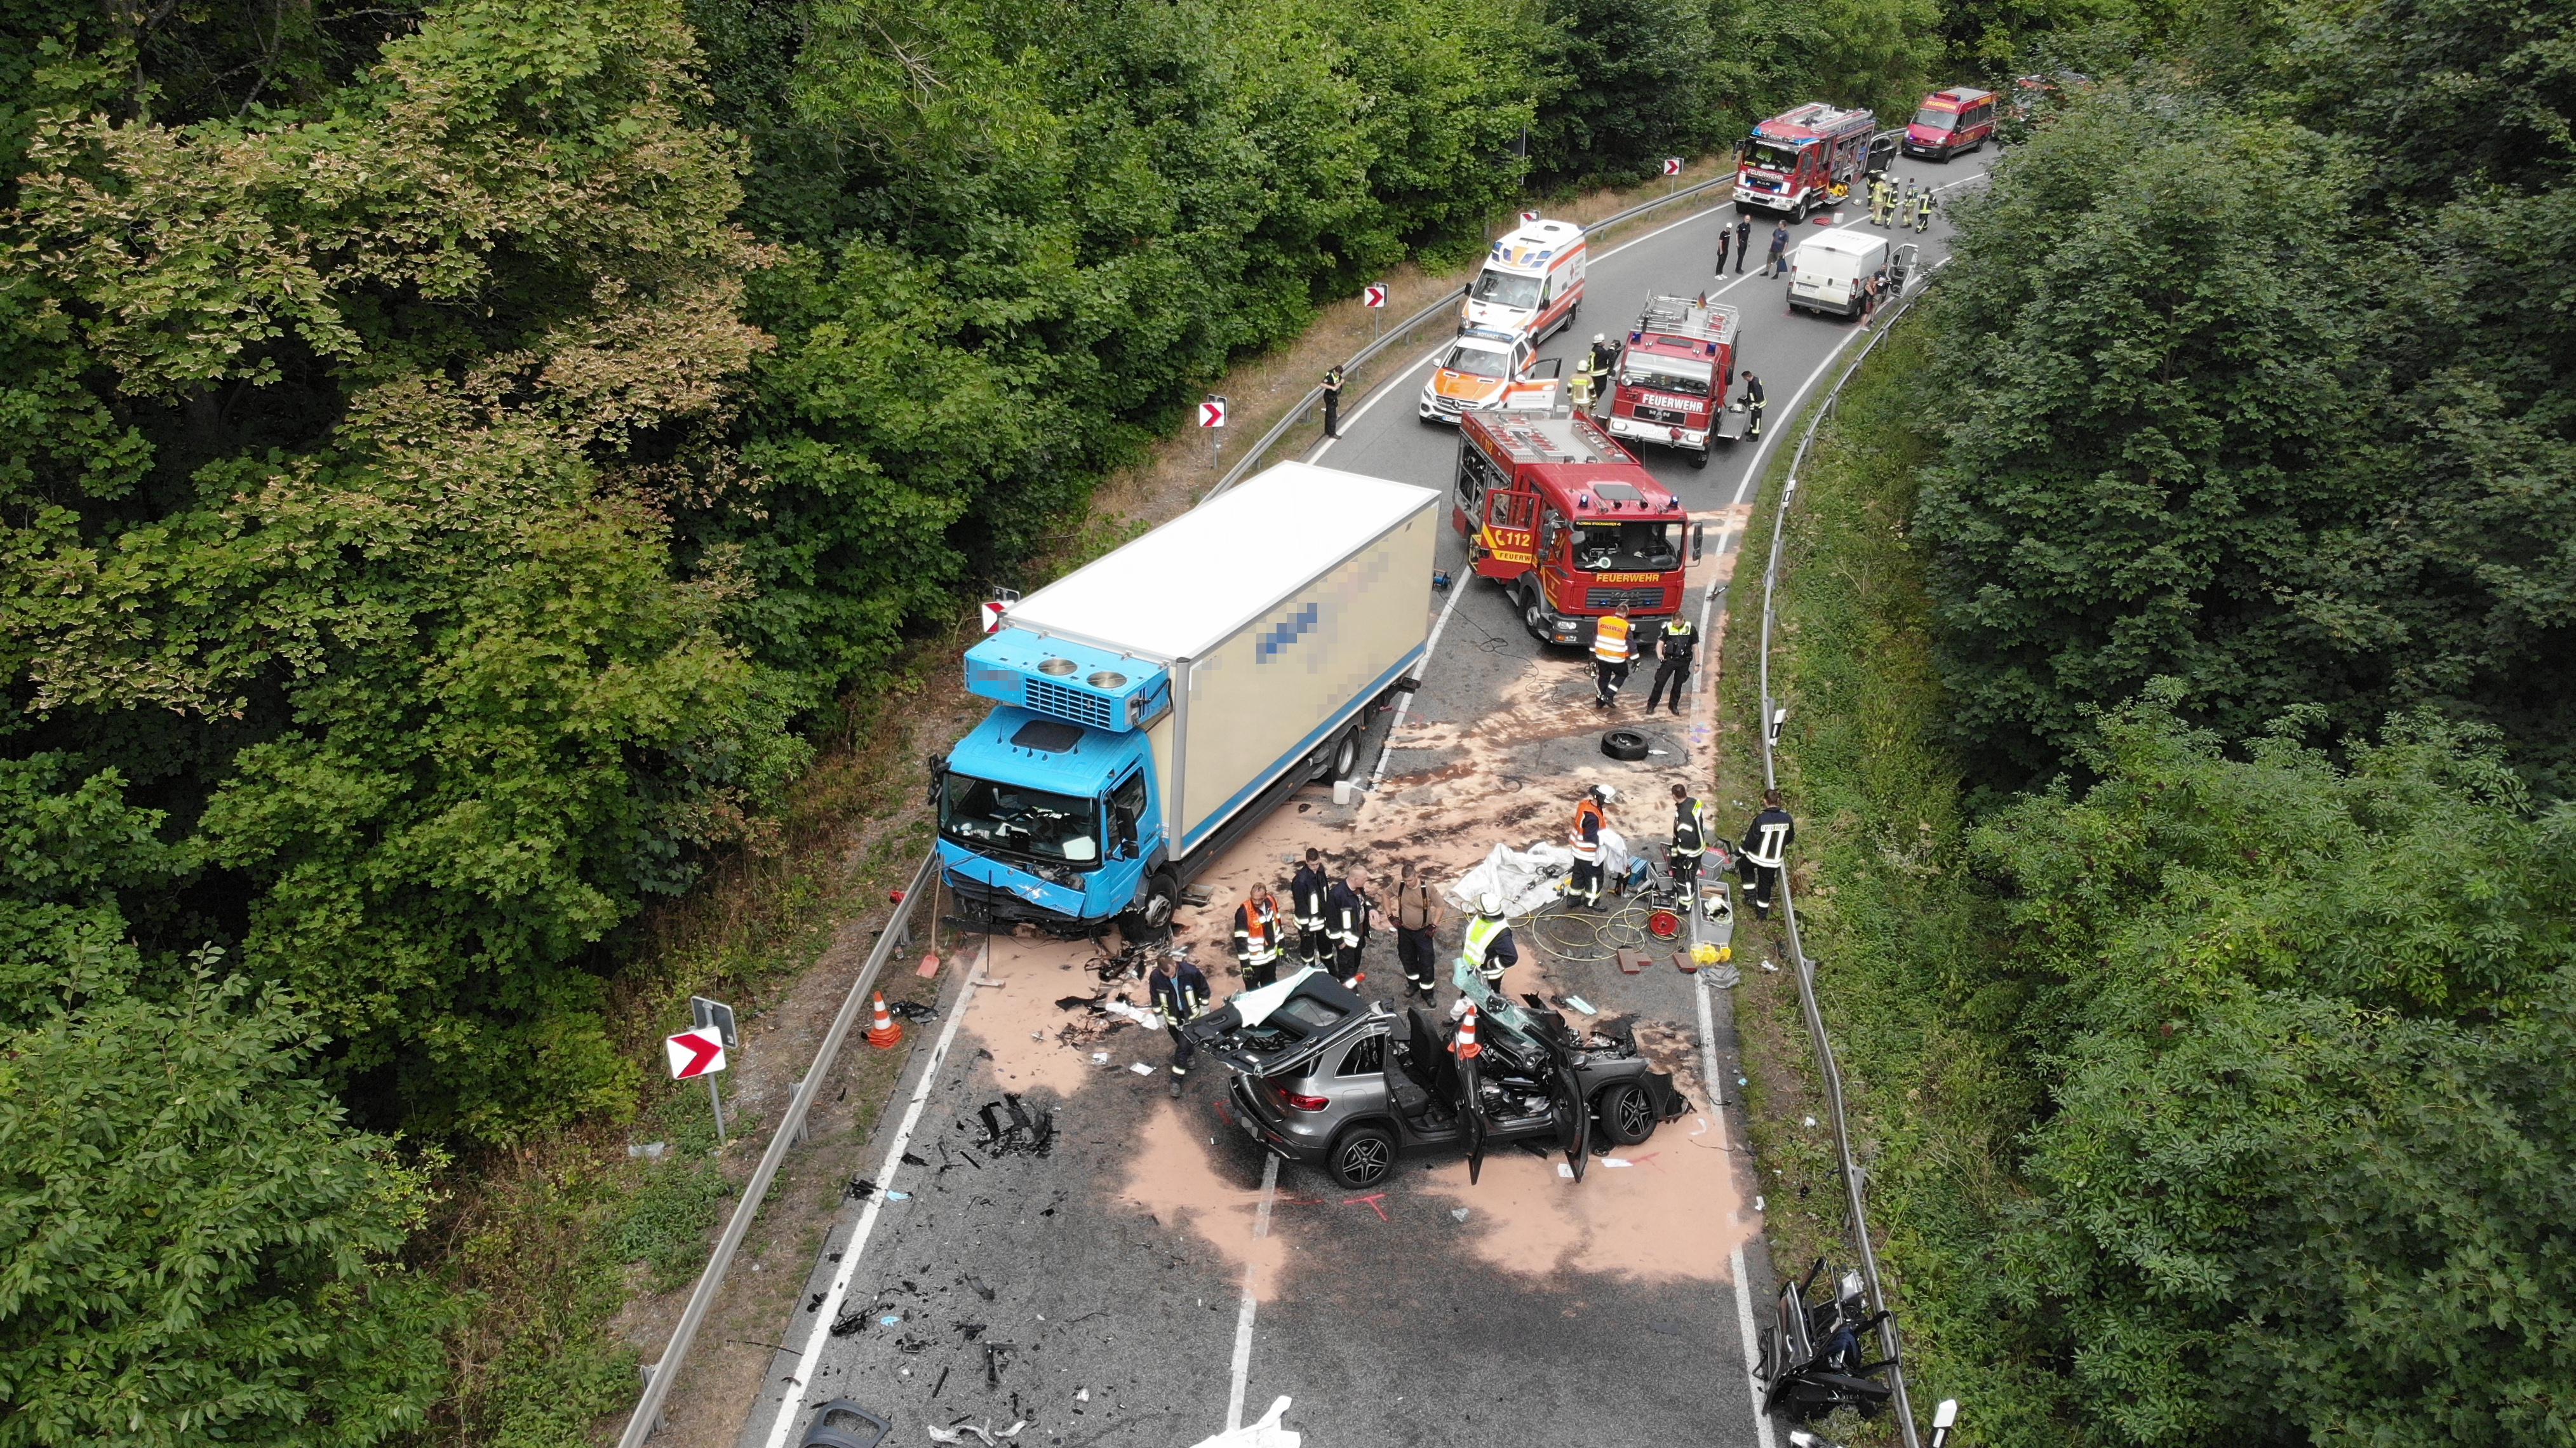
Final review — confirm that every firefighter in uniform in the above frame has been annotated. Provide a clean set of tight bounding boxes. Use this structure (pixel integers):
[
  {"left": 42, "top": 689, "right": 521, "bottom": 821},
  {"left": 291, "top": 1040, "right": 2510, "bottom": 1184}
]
[
  {"left": 1592, "top": 605, "right": 1634, "bottom": 709},
  {"left": 1571, "top": 347, "right": 1597, "bottom": 412},
  {"left": 1668, "top": 783, "right": 1710, "bottom": 894},
  {"left": 1570, "top": 785, "right": 1611, "bottom": 909},
  {"left": 1868, "top": 175, "right": 1892, "bottom": 227},
  {"left": 1738, "top": 788, "right": 1796, "bottom": 919},
  {"left": 1454, "top": 892, "right": 1520, "bottom": 997},
  {"left": 1148, "top": 948, "right": 1211, "bottom": 1097},
  {"left": 1324, "top": 862, "right": 1380, "bottom": 985},
  {"left": 1646, "top": 614, "right": 1697, "bottom": 714},
  {"left": 1741, "top": 370, "right": 1766, "bottom": 441},
  {"left": 1913, "top": 187, "right": 1935, "bottom": 233},
  {"left": 1290, "top": 847, "right": 1331, "bottom": 968},
  {"left": 1232, "top": 882, "right": 1285, "bottom": 989},
  {"left": 1393, "top": 861, "right": 1444, "bottom": 1001}
]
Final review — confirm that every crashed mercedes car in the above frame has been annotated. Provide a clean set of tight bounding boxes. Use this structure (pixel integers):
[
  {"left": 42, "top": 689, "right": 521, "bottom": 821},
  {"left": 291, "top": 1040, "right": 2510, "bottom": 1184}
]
[{"left": 1181, "top": 967, "right": 1690, "bottom": 1188}]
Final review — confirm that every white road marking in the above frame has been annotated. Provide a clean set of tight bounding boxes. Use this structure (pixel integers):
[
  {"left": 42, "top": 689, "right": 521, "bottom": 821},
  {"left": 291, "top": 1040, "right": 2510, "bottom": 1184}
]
[
  {"left": 1700, "top": 968, "right": 1778, "bottom": 1448},
  {"left": 1224, "top": 1153, "right": 1282, "bottom": 1432},
  {"left": 758, "top": 949, "right": 988, "bottom": 1448}
]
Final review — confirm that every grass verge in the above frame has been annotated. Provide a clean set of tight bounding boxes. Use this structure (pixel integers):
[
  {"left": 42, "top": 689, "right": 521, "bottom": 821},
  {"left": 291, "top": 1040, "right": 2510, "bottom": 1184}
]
[{"left": 1711, "top": 310, "right": 2061, "bottom": 1442}]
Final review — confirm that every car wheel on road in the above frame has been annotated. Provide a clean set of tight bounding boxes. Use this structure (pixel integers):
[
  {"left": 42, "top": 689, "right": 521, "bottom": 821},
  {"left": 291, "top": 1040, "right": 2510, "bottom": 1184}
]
[
  {"left": 1602, "top": 728, "right": 1650, "bottom": 761},
  {"left": 1597, "top": 1082, "right": 1657, "bottom": 1145},
  {"left": 1329, "top": 1125, "right": 1395, "bottom": 1188}
]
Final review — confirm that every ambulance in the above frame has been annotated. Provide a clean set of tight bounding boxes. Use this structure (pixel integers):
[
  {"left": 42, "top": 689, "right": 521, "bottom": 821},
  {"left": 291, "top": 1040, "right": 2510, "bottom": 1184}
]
[
  {"left": 1903, "top": 87, "right": 1996, "bottom": 160},
  {"left": 1418, "top": 328, "right": 1564, "bottom": 424},
  {"left": 1459, "top": 218, "right": 1588, "bottom": 342}
]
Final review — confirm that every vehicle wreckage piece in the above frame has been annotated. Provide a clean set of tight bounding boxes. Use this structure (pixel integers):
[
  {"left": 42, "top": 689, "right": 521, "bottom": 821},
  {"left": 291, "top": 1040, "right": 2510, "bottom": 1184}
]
[{"left": 1755, "top": 1257, "right": 1898, "bottom": 1424}]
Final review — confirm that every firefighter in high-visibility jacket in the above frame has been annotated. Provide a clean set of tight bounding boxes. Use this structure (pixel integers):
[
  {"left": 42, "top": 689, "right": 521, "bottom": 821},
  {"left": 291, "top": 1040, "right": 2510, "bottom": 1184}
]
[
  {"left": 1570, "top": 785, "right": 1611, "bottom": 909},
  {"left": 1290, "top": 847, "right": 1331, "bottom": 967},
  {"left": 1571, "top": 347, "right": 1598, "bottom": 412},
  {"left": 1668, "top": 783, "right": 1710, "bottom": 894},
  {"left": 1592, "top": 605, "right": 1634, "bottom": 709},
  {"left": 1869, "top": 176, "right": 1893, "bottom": 227},
  {"left": 1232, "top": 882, "right": 1285, "bottom": 989},
  {"left": 1324, "top": 861, "right": 1380, "bottom": 986},
  {"left": 1452, "top": 892, "right": 1520, "bottom": 998},
  {"left": 1148, "top": 949, "right": 1211, "bottom": 1097},
  {"left": 1738, "top": 787, "right": 1796, "bottom": 919}
]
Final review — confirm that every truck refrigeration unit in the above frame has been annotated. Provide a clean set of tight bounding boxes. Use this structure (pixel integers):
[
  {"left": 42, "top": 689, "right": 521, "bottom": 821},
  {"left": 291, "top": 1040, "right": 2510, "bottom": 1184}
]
[{"left": 934, "top": 462, "right": 1439, "bottom": 937}]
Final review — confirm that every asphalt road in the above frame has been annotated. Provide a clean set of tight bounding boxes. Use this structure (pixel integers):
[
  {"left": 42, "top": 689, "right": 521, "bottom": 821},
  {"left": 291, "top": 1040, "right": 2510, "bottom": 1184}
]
[{"left": 734, "top": 152, "right": 1989, "bottom": 1448}]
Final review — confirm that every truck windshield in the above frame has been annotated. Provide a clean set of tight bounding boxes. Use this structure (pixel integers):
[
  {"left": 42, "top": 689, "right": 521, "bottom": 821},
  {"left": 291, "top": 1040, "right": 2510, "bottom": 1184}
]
[
  {"left": 1622, "top": 356, "right": 1714, "bottom": 397},
  {"left": 1744, "top": 140, "right": 1801, "bottom": 172},
  {"left": 1912, "top": 107, "right": 1960, "bottom": 130},
  {"left": 940, "top": 774, "right": 1103, "bottom": 869},
  {"left": 1573, "top": 521, "right": 1684, "bottom": 572},
  {"left": 1471, "top": 267, "right": 1543, "bottom": 310},
  {"left": 1440, "top": 342, "right": 1513, "bottom": 379}
]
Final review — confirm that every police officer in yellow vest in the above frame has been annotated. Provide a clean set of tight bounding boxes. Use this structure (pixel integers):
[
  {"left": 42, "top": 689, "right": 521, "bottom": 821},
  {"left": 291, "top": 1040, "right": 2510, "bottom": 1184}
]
[{"left": 1592, "top": 605, "right": 1634, "bottom": 709}]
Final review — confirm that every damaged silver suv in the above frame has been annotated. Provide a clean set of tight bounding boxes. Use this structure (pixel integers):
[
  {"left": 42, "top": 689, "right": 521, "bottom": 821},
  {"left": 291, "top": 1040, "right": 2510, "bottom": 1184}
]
[{"left": 1182, "top": 967, "right": 1690, "bottom": 1188}]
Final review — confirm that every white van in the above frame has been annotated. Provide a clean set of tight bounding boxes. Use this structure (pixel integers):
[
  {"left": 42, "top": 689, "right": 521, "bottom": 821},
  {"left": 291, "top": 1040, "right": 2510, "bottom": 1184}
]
[{"left": 1787, "top": 229, "right": 1889, "bottom": 318}]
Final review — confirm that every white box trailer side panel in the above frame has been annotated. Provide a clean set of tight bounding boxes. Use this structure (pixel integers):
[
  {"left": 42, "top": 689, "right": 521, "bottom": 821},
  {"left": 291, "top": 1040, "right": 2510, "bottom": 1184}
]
[{"left": 1167, "top": 494, "right": 1440, "bottom": 852}]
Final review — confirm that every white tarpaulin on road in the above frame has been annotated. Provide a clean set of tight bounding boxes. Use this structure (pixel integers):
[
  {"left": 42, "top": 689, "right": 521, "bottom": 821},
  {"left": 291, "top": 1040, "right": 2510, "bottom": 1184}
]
[{"left": 1444, "top": 829, "right": 1633, "bottom": 918}]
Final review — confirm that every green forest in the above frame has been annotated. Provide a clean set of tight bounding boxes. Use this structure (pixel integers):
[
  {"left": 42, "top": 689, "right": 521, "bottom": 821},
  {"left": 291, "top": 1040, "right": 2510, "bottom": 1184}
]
[{"left": 1754, "top": 0, "right": 2576, "bottom": 1441}]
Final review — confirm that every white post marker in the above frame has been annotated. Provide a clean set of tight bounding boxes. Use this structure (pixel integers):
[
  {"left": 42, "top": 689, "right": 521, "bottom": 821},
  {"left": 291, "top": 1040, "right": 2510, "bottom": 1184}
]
[
  {"left": 1519, "top": 209, "right": 1540, "bottom": 222},
  {"left": 979, "top": 600, "right": 1009, "bottom": 634},
  {"left": 665, "top": 1029, "right": 729, "bottom": 1145},
  {"left": 1200, "top": 394, "right": 1228, "bottom": 471}
]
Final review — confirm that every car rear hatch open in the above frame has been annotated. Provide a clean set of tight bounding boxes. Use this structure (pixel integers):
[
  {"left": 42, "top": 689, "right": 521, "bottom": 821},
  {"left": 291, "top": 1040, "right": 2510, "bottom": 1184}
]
[{"left": 1181, "top": 967, "right": 1367, "bottom": 1078}]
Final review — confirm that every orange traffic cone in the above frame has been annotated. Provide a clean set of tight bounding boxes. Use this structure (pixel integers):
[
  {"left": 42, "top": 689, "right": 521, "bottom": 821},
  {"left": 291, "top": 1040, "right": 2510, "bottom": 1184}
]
[
  {"left": 866, "top": 993, "right": 904, "bottom": 1049},
  {"left": 1454, "top": 1004, "right": 1481, "bottom": 1059}
]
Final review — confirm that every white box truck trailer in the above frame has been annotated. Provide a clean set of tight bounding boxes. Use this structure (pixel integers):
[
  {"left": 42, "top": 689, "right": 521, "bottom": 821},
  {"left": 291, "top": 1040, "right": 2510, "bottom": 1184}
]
[{"left": 933, "top": 462, "right": 1440, "bottom": 935}]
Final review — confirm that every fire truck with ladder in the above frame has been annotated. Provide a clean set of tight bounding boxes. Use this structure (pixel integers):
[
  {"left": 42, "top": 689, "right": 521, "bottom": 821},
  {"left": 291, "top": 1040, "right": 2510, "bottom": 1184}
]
[
  {"left": 1734, "top": 102, "right": 1877, "bottom": 219},
  {"left": 1452, "top": 406, "right": 1689, "bottom": 650},
  {"left": 1602, "top": 295, "right": 1747, "bottom": 468}
]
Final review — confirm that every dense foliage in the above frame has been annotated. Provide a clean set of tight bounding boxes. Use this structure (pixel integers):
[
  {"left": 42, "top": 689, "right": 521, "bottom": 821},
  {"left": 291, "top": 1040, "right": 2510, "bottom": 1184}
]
[{"left": 1921, "top": 8, "right": 2576, "bottom": 794}]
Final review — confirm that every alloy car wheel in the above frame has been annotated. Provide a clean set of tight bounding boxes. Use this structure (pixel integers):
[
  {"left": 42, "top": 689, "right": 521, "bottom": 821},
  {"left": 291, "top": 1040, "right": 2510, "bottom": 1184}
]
[
  {"left": 1329, "top": 1125, "right": 1394, "bottom": 1188},
  {"left": 1599, "top": 1082, "right": 1656, "bottom": 1144}
]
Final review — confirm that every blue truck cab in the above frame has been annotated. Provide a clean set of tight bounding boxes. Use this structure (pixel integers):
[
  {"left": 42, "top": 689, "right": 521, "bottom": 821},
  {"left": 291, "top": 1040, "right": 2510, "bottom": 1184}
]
[{"left": 935, "top": 630, "right": 1172, "bottom": 929}]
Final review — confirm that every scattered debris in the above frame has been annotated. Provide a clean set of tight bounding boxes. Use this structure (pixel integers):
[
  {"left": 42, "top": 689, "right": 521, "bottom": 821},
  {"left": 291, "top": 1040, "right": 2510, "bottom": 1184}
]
[
  {"left": 968, "top": 1097, "right": 1056, "bottom": 1158},
  {"left": 888, "top": 999, "right": 937, "bottom": 1022},
  {"left": 626, "top": 1141, "right": 668, "bottom": 1160},
  {"left": 1451, "top": 1208, "right": 1472, "bottom": 1223},
  {"left": 964, "top": 1273, "right": 997, "bottom": 1301},
  {"left": 931, "top": 1367, "right": 951, "bottom": 1398},
  {"left": 902, "top": 1152, "right": 928, "bottom": 1167},
  {"left": 1186, "top": 1395, "right": 1301, "bottom": 1447},
  {"left": 845, "top": 1176, "right": 877, "bottom": 1200},
  {"left": 1129, "top": 1062, "right": 1155, "bottom": 1075}
]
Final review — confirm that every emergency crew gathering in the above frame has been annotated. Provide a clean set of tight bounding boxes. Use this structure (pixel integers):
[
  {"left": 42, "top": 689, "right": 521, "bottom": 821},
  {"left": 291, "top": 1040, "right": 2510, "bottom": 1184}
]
[{"left": 1150, "top": 785, "right": 1795, "bottom": 1088}]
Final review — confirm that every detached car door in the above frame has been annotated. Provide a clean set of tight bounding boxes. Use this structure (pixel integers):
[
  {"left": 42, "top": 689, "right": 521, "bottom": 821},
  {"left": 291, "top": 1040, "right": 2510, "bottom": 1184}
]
[{"left": 1550, "top": 1052, "right": 1590, "bottom": 1183}]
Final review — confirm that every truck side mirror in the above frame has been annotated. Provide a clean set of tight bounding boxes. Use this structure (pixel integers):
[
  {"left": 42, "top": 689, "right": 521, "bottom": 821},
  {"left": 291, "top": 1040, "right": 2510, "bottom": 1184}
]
[{"left": 925, "top": 753, "right": 948, "bottom": 810}]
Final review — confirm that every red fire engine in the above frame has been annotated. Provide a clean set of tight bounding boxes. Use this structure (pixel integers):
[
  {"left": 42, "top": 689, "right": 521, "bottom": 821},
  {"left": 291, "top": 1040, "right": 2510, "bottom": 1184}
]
[
  {"left": 1603, "top": 295, "right": 1747, "bottom": 468},
  {"left": 1734, "top": 102, "right": 1877, "bottom": 219},
  {"left": 1452, "top": 408, "right": 1689, "bottom": 649}
]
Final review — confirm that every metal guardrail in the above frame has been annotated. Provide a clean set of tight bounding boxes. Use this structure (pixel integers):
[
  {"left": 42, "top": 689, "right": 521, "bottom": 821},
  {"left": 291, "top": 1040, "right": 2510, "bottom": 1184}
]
[
  {"left": 617, "top": 848, "right": 942, "bottom": 1448},
  {"left": 1753, "top": 269, "right": 1943, "bottom": 1448},
  {"left": 1204, "top": 170, "right": 1739, "bottom": 500}
]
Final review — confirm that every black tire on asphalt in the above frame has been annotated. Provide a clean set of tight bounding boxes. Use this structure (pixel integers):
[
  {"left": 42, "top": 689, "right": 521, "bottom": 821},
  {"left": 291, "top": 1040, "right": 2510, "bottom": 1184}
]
[
  {"left": 1602, "top": 728, "right": 1650, "bottom": 761},
  {"left": 1520, "top": 586, "right": 1552, "bottom": 644},
  {"left": 1598, "top": 1082, "right": 1657, "bottom": 1145},
  {"left": 1330, "top": 728, "right": 1362, "bottom": 781},
  {"left": 1329, "top": 1125, "right": 1396, "bottom": 1188},
  {"left": 1689, "top": 448, "right": 1710, "bottom": 469}
]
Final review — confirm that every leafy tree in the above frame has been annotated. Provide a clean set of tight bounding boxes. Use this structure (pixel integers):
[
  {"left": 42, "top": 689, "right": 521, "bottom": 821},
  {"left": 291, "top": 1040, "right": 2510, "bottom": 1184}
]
[
  {"left": 1918, "top": 94, "right": 2378, "bottom": 786},
  {"left": 1971, "top": 697, "right": 2576, "bottom": 1444},
  {"left": 0, "top": 969, "right": 452, "bottom": 1447}
]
